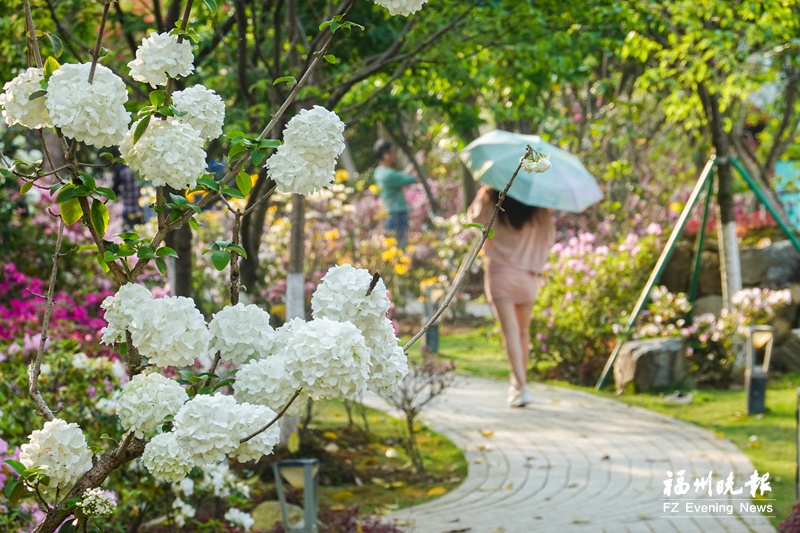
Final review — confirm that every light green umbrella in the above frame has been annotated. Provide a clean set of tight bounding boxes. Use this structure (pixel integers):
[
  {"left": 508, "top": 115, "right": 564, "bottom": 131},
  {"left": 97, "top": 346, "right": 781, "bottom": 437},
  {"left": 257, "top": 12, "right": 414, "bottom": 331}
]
[{"left": 460, "top": 130, "right": 603, "bottom": 212}]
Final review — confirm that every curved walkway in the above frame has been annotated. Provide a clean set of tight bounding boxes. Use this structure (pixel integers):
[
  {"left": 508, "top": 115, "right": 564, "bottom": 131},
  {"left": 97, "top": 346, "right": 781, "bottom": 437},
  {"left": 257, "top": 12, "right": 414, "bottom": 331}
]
[{"left": 364, "top": 376, "right": 776, "bottom": 533}]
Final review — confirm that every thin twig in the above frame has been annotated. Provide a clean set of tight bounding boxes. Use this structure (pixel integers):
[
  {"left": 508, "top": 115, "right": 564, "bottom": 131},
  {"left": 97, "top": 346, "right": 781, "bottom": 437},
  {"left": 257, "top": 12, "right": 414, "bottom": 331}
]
[
  {"left": 229, "top": 212, "right": 243, "bottom": 305},
  {"left": 404, "top": 147, "right": 532, "bottom": 351},
  {"left": 241, "top": 389, "right": 302, "bottom": 443},
  {"left": 23, "top": 0, "right": 43, "bottom": 68},
  {"left": 28, "top": 220, "right": 65, "bottom": 422},
  {"left": 164, "top": 0, "right": 195, "bottom": 102},
  {"left": 242, "top": 183, "right": 277, "bottom": 216},
  {"left": 88, "top": 2, "right": 111, "bottom": 84}
]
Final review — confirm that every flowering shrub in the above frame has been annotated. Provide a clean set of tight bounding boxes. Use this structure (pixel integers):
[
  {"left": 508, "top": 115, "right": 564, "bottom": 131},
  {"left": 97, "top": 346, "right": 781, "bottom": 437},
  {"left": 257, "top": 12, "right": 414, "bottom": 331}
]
[{"left": 531, "top": 230, "right": 663, "bottom": 384}]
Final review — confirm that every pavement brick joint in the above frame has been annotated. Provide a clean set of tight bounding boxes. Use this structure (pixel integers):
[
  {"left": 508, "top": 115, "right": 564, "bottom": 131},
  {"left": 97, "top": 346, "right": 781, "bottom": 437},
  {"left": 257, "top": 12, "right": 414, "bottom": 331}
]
[{"left": 364, "top": 376, "right": 776, "bottom": 533}]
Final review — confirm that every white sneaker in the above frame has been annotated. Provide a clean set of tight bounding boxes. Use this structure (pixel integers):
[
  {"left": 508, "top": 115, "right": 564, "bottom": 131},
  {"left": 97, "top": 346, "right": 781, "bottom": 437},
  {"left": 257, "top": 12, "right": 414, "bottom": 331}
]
[
  {"left": 520, "top": 387, "right": 533, "bottom": 406},
  {"left": 508, "top": 386, "right": 524, "bottom": 408}
]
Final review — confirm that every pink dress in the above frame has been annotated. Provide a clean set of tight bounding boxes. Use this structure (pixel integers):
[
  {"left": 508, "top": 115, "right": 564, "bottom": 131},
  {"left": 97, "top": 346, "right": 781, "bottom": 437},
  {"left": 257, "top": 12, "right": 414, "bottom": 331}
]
[{"left": 467, "top": 191, "right": 556, "bottom": 304}]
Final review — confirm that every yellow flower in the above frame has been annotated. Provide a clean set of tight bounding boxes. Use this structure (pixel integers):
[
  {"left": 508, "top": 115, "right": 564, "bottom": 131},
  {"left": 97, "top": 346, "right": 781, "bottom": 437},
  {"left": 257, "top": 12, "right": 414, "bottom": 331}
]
[
  {"left": 383, "top": 237, "right": 397, "bottom": 248},
  {"left": 394, "top": 263, "right": 409, "bottom": 275},
  {"left": 368, "top": 184, "right": 380, "bottom": 194},
  {"left": 324, "top": 229, "right": 340, "bottom": 240},
  {"left": 335, "top": 169, "right": 349, "bottom": 183},
  {"left": 185, "top": 190, "right": 206, "bottom": 203},
  {"left": 381, "top": 248, "right": 402, "bottom": 262},
  {"left": 420, "top": 276, "right": 439, "bottom": 288}
]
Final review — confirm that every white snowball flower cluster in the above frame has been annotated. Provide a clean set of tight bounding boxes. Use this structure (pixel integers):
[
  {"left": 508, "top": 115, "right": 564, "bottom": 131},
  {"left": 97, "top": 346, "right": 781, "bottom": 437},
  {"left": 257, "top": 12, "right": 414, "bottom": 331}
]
[
  {"left": 119, "top": 118, "right": 206, "bottom": 190},
  {"left": 225, "top": 508, "right": 255, "bottom": 532},
  {"left": 116, "top": 373, "right": 188, "bottom": 438},
  {"left": 361, "top": 317, "right": 409, "bottom": 395},
  {"left": 311, "top": 264, "right": 409, "bottom": 393},
  {"left": 128, "top": 32, "right": 194, "bottom": 87},
  {"left": 208, "top": 303, "right": 275, "bottom": 365},
  {"left": 521, "top": 154, "right": 551, "bottom": 173},
  {"left": 172, "top": 85, "right": 226, "bottom": 141},
  {"left": 45, "top": 63, "right": 130, "bottom": 147},
  {"left": 100, "top": 283, "right": 154, "bottom": 344},
  {"left": 373, "top": 0, "right": 429, "bottom": 16},
  {"left": 172, "top": 394, "right": 244, "bottom": 464},
  {"left": 142, "top": 432, "right": 194, "bottom": 483},
  {"left": 265, "top": 105, "right": 345, "bottom": 195},
  {"left": 77, "top": 488, "right": 117, "bottom": 517},
  {"left": 232, "top": 403, "right": 281, "bottom": 463},
  {"left": 0, "top": 67, "right": 53, "bottom": 129},
  {"left": 311, "top": 264, "right": 391, "bottom": 328},
  {"left": 280, "top": 318, "right": 371, "bottom": 399},
  {"left": 129, "top": 295, "right": 211, "bottom": 367},
  {"left": 233, "top": 354, "right": 294, "bottom": 409},
  {"left": 19, "top": 418, "right": 93, "bottom": 491}
]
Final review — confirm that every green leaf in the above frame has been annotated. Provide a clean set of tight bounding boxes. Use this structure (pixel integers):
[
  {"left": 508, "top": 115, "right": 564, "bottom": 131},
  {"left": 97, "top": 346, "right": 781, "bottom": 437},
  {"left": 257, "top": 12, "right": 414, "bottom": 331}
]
[
  {"left": 211, "top": 250, "right": 231, "bottom": 270},
  {"left": 96, "top": 187, "right": 116, "bottom": 201},
  {"left": 4, "top": 460, "right": 26, "bottom": 476},
  {"left": 136, "top": 246, "right": 155, "bottom": 259},
  {"left": 250, "top": 149, "right": 266, "bottom": 166},
  {"left": 4, "top": 478, "right": 18, "bottom": 498},
  {"left": 57, "top": 521, "right": 77, "bottom": 533},
  {"left": 156, "top": 246, "right": 178, "bottom": 258},
  {"left": 77, "top": 172, "right": 96, "bottom": 190},
  {"left": 169, "top": 105, "right": 188, "bottom": 117},
  {"left": 465, "top": 222, "right": 485, "bottom": 231},
  {"left": 155, "top": 257, "right": 167, "bottom": 276},
  {"left": 90, "top": 199, "right": 109, "bottom": 237},
  {"left": 324, "top": 54, "right": 338, "bottom": 64},
  {"left": 213, "top": 378, "right": 236, "bottom": 391},
  {"left": 64, "top": 497, "right": 82, "bottom": 509},
  {"left": 222, "top": 186, "right": 245, "bottom": 199},
  {"left": 228, "top": 143, "right": 247, "bottom": 159},
  {"left": 258, "top": 139, "right": 282, "bottom": 149},
  {"left": 60, "top": 198, "right": 83, "bottom": 226},
  {"left": 118, "top": 232, "right": 139, "bottom": 240},
  {"left": 20, "top": 182, "right": 33, "bottom": 194},
  {"left": 197, "top": 176, "right": 220, "bottom": 191},
  {"left": 43, "top": 56, "right": 60, "bottom": 78},
  {"left": 8, "top": 481, "right": 26, "bottom": 506},
  {"left": 188, "top": 217, "right": 201, "bottom": 230},
  {"left": 77, "top": 244, "right": 99, "bottom": 253},
  {"left": 28, "top": 90, "right": 47, "bottom": 101},
  {"left": 202, "top": 0, "right": 217, "bottom": 11},
  {"left": 55, "top": 184, "right": 88, "bottom": 203},
  {"left": 236, "top": 172, "right": 253, "bottom": 196},
  {"left": 273, "top": 76, "right": 297, "bottom": 86},
  {"left": 103, "top": 250, "right": 116, "bottom": 262},
  {"left": 149, "top": 90, "right": 167, "bottom": 107},
  {"left": 487, "top": 228, "right": 495, "bottom": 239},
  {"left": 226, "top": 243, "right": 247, "bottom": 258},
  {"left": 48, "top": 33, "right": 64, "bottom": 58},
  {"left": 197, "top": 387, "right": 214, "bottom": 395},
  {"left": 133, "top": 115, "right": 151, "bottom": 144},
  {"left": 96, "top": 253, "right": 109, "bottom": 273}
]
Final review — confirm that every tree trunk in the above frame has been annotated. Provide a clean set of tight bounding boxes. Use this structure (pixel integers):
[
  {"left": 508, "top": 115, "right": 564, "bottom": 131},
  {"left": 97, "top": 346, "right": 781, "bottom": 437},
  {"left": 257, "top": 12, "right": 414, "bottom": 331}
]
[
  {"left": 166, "top": 221, "right": 193, "bottom": 297},
  {"left": 385, "top": 122, "right": 442, "bottom": 216},
  {"left": 240, "top": 172, "right": 275, "bottom": 294},
  {"left": 700, "top": 84, "right": 741, "bottom": 309},
  {"left": 286, "top": 193, "right": 306, "bottom": 320}
]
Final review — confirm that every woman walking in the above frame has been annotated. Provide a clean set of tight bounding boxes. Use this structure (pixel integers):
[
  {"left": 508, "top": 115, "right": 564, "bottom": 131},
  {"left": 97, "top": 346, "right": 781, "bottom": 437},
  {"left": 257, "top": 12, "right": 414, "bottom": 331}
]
[{"left": 468, "top": 186, "right": 556, "bottom": 407}]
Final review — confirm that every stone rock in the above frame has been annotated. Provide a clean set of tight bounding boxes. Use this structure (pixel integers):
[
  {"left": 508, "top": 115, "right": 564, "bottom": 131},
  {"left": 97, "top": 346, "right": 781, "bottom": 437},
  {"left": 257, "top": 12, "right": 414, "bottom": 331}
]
[
  {"left": 613, "top": 337, "right": 689, "bottom": 393},
  {"left": 252, "top": 501, "right": 304, "bottom": 533},
  {"left": 692, "top": 295, "right": 723, "bottom": 318},
  {"left": 662, "top": 241, "right": 693, "bottom": 294},
  {"left": 762, "top": 241, "right": 800, "bottom": 288},
  {"left": 740, "top": 246, "right": 768, "bottom": 287},
  {"left": 698, "top": 250, "right": 722, "bottom": 297},
  {"left": 770, "top": 333, "right": 800, "bottom": 372}
]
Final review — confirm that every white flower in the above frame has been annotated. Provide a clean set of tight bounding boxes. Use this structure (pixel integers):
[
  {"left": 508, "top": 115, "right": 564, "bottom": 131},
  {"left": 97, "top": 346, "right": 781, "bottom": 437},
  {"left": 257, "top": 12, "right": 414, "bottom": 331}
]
[
  {"left": 173, "top": 394, "right": 243, "bottom": 464},
  {"left": 142, "top": 432, "right": 194, "bottom": 482},
  {"left": 44, "top": 63, "right": 130, "bottom": 147},
  {"left": 117, "top": 373, "right": 188, "bottom": 438},
  {"left": 95, "top": 396, "right": 117, "bottom": 415},
  {"left": 100, "top": 283, "right": 153, "bottom": 345},
  {"left": 311, "top": 264, "right": 391, "bottom": 328},
  {"left": 72, "top": 352, "right": 90, "bottom": 369},
  {"left": 129, "top": 295, "right": 211, "bottom": 368},
  {"left": 280, "top": 318, "right": 371, "bottom": 400},
  {"left": 172, "top": 497, "right": 196, "bottom": 527},
  {"left": 172, "top": 85, "right": 225, "bottom": 141},
  {"left": 265, "top": 106, "right": 346, "bottom": 195},
  {"left": 77, "top": 488, "right": 117, "bottom": 516},
  {"left": 19, "top": 418, "right": 93, "bottom": 491},
  {"left": 208, "top": 303, "right": 275, "bottom": 365},
  {"left": 532, "top": 156, "right": 552, "bottom": 173},
  {"left": 198, "top": 462, "right": 233, "bottom": 497},
  {"left": 225, "top": 508, "right": 255, "bottom": 531},
  {"left": 233, "top": 353, "right": 295, "bottom": 410},
  {"left": 128, "top": 32, "right": 194, "bottom": 88},
  {"left": 0, "top": 67, "right": 53, "bottom": 129},
  {"left": 178, "top": 477, "right": 194, "bottom": 497},
  {"left": 372, "top": 0, "right": 429, "bottom": 16},
  {"left": 362, "top": 318, "right": 409, "bottom": 394},
  {"left": 232, "top": 403, "right": 281, "bottom": 463},
  {"left": 119, "top": 118, "right": 206, "bottom": 190},
  {"left": 520, "top": 157, "right": 536, "bottom": 173}
]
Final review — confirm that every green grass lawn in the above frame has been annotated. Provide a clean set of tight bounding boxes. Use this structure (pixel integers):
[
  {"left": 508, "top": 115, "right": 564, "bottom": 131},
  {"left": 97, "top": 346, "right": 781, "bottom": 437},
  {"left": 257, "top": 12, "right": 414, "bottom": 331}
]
[{"left": 420, "top": 325, "right": 799, "bottom": 526}]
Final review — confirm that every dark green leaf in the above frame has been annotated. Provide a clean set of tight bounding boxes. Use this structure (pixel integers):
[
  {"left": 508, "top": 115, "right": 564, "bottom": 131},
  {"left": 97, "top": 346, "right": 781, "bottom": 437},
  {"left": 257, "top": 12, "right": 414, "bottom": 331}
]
[
  {"left": 226, "top": 243, "right": 247, "bottom": 258},
  {"left": 9, "top": 481, "right": 26, "bottom": 505},
  {"left": 169, "top": 193, "right": 187, "bottom": 206},
  {"left": 258, "top": 139, "right": 282, "bottom": 149},
  {"left": 149, "top": 90, "right": 167, "bottom": 107},
  {"left": 213, "top": 378, "right": 236, "bottom": 391},
  {"left": 155, "top": 257, "right": 167, "bottom": 276},
  {"left": 96, "top": 254, "right": 110, "bottom": 273},
  {"left": 28, "top": 90, "right": 47, "bottom": 101},
  {"left": 169, "top": 105, "right": 187, "bottom": 117},
  {"left": 156, "top": 246, "right": 178, "bottom": 258},
  {"left": 90, "top": 199, "right": 109, "bottom": 237},
  {"left": 4, "top": 478, "right": 18, "bottom": 498},
  {"left": 236, "top": 172, "right": 253, "bottom": 196},
  {"left": 188, "top": 217, "right": 201, "bottom": 230},
  {"left": 103, "top": 250, "right": 116, "bottom": 262},
  {"left": 197, "top": 387, "right": 214, "bottom": 395},
  {"left": 4, "top": 460, "right": 25, "bottom": 476},
  {"left": 60, "top": 198, "right": 83, "bottom": 226},
  {"left": 65, "top": 498, "right": 82, "bottom": 509},
  {"left": 118, "top": 232, "right": 138, "bottom": 240},
  {"left": 222, "top": 187, "right": 245, "bottom": 199},
  {"left": 211, "top": 250, "right": 231, "bottom": 270},
  {"left": 202, "top": 0, "right": 217, "bottom": 12},
  {"left": 48, "top": 33, "right": 64, "bottom": 58},
  {"left": 55, "top": 184, "right": 88, "bottom": 203},
  {"left": 197, "top": 176, "right": 221, "bottom": 191},
  {"left": 57, "top": 520, "right": 77, "bottom": 533},
  {"left": 77, "top": 172, "right": 96, "bottom": 190},
  {"left": 228, "top": 143, "right": 247, "bottom": 159},
  {"left": 96, "top": 187, "right": 117, "bottom": 201},
  {"left": 133, "top": 115, "right": 151, "bottom": 144},
  {"left": 250, "top": 149, "right": 266, "bottom": 166}
]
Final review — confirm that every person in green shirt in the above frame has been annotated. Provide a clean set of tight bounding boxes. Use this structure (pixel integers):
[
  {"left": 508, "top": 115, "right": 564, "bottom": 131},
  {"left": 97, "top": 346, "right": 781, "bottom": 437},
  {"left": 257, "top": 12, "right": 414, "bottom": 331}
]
[{"left": 373, "top": 139, "right": 420, "bottom": 248}]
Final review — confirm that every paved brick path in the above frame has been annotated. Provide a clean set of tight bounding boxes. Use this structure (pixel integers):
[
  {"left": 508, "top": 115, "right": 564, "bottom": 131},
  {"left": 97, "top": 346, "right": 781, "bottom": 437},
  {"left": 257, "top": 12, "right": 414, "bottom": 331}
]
[{"left": 365, "top": 376, "right": 777, "bottom": 533}]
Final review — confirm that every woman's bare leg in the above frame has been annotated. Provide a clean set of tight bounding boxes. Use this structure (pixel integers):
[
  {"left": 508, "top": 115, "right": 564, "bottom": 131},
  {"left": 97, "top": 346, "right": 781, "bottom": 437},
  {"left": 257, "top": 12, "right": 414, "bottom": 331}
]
[
  {"left": 515, "top": 301, "right": 534, "bottom": 373},
  {"left": 492, "top": 300, "right": 526, "bottom": 390}
]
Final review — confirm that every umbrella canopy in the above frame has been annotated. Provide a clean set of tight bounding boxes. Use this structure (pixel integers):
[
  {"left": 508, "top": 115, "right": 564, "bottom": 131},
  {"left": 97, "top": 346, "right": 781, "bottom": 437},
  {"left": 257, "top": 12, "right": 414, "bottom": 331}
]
[{"left": 460, "top": 130, "right": 603, "bottom": 212}]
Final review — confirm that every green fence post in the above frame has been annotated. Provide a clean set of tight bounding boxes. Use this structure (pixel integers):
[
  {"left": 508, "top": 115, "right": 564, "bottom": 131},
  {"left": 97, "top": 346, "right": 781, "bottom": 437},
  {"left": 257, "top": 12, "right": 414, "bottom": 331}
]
[{"left": 687, "top": 176, "right": 714, "bottom": 307}]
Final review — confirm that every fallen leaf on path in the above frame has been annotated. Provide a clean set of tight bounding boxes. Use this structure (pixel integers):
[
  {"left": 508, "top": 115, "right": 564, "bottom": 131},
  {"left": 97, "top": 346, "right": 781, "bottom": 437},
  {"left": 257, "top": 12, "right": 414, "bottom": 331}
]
[
  {"left": 427, "top": 486, "right": 447, "bottom": 496},
  {"left": 479, "top": 429, "right": 495, "bottom": 437}
]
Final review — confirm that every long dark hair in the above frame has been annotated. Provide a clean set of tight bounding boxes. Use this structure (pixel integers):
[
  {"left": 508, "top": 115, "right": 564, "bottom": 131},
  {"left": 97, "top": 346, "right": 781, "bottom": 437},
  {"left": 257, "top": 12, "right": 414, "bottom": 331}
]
[{"left": 487, "top": 188, "right": 542, "bottom": 229}]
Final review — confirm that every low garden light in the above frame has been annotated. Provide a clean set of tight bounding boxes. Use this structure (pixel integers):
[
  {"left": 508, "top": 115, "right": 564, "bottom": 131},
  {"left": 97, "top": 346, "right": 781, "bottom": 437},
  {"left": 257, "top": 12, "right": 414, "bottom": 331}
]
[
  {"left": 274, "top": 458, "right": 320, "bottom": 533},
  {"left": 744, "top": 325, "right": 774, "bottom": 416}
]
